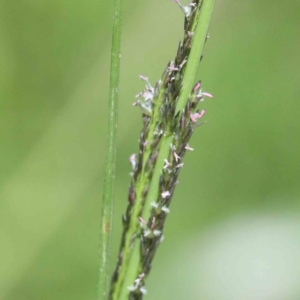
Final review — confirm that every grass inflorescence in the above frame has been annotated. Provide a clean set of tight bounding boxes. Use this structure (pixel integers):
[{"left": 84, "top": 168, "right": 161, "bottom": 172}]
[{"left": 109, "top": 1, "right": 216, "bottom": 299}]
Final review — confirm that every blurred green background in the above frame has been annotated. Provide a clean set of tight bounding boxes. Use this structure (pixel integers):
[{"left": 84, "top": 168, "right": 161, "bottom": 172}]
[{"left": 1, "top": 0, "right": 300, "bottom": 299}]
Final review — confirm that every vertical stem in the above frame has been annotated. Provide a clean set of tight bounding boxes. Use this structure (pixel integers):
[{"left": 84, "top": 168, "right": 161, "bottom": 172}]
[{"left": 98, "top": 0, "right": 122, "bottom": 299}]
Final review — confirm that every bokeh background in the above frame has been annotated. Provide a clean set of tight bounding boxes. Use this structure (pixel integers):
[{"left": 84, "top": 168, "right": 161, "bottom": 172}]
[{"left": 1, "top": 0, "right": 300, "bottom": 299}]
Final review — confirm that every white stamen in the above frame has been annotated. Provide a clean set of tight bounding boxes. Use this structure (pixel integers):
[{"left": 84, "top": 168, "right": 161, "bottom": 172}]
[
  {"left": 153, "top": 230, "right": 162, "bottom": 236},
  {"left": 174, "top": 152, "right": 181, "bottom": 162},
  {"left": 140, "top": 287, "right": 147, "bottom": 295},
  {"left": 144, "top": 229, "right": 151, "bottom": 237},
  {"left": 151, "top": 202, "right": 159, "bottom": 209},
  {"left": 161, "top": 191, "right": 171, "bottom": 198},
  {"left": 185, "top": 144, "right": 194, "bottom": 151},
  {"left": 162, "top": 206, "right": 170, "bottom": 214},
  {"left": 129, "top": 154, "right": 137, "bottom": 170},
  {"left": 176, "top": 163, "right": 184, "bottom": 169},
  {"left": 128, "top": 285, "right": 137, "bottom": 292},
  {"left": 163, "top": 159, "right": 171, "bottom": 170}
]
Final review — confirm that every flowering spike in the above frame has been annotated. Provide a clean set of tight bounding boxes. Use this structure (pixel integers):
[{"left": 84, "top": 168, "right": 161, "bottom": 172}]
[{"left": 111, "top": 0, "right": 216, "bottom": 296}]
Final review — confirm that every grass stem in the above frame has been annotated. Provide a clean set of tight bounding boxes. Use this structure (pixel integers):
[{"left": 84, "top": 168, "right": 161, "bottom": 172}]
[{"left": 98, "top": 0, "right": 122, "bottom": 299}]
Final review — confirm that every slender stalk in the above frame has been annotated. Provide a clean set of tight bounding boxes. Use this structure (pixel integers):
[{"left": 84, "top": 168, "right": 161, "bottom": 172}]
[
  {"left": 110, "top": 0, "right": 216, "bottom": 299},
  {"left": 98, "top": 0, "right": 122, "bottom": 299}
]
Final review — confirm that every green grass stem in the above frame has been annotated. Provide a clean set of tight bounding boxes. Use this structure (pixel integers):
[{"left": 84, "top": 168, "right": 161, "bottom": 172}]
[{"left": 98, "top": 0, "right": 122, "bottom": 299}]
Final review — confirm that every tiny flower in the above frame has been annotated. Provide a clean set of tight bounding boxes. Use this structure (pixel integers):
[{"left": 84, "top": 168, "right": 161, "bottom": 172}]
[
  {"left": 140, "top": 287, "right": 147, "bottom": 295},
  {"left": 153, "top": 230, "right": 162, "bottom": 236},
  {"left": 168, "top": 61, "right": 179, "bottom": 72},
  {"left": 196, "top": 89, "right": 214, "bottom": 100},
  {"left": 159, "top": 235, "right": 165, "bottom": 243},
  {"left": 187, "top": 31, "right": 194, "bottom": 37},
  {"left": 201, "top": 91, "right": 214, "bottom": 98},
  {"left": 153, "top": 127, "right": 163, "bottom": 136},
  {"left": 161, "top": 191, "right": 171, "bottom": 198},
  {"left": 139, "top": 74, "right": 148, "bottom": 81},
  {"left": 128, "top": 285, "right": 137, "bottom": 292},
  {"left": 142, "top": 90, "right": 154, "bottom": 102},
  {"left": 151, "top": 217, "right": 156, "bottom": 230},
  {"left": 176, "top": 163, "right": 184, "bottom": 169},
  {"left": 185, "top": 144, "right": 194, "bottom": 151},
  {"left": 151, "top": 202, "right": 159, "bottom": 209},
  {"left": 139, "top": 102, "right": 153, "bottom": 116},
  {"left": 144, "top": 229, "right": 151, "bottom": 237},
  {"left": 172, "top": 0, "right": 194, "bottom": 17},
  {"left": 129, "top": 154, "right": 137, "bottom": 170},
  {"left": 190, "top": 110, "right": 206, "bottom": 123},
  {"left": 163, "top": 159, "right": 171, "bottom": 170},
  {"left": 179, "top": 59, "right": 187, "bottom": 69},
  {"left": 193, "top": 81, "right": 201, "bottom": 92},
  {"left": 168, "top": 66, "right": 179, "bottom": 71},
  {"left": 132, "top": 99, "right": 153, "bottom": 115},
  {"left": 139, "top": 217, "right": 147, "bottom": 225},
  {"left": 162, "top": 206, "right": 170, "bottom": 214},
  {"left": 139, "top": 74, "right": 154, "bottom": 92},
  {"left": 174, "top": 152, "right": 181, "bottom": 162}
]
